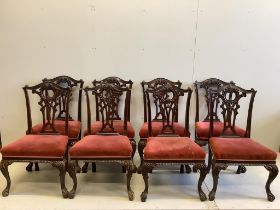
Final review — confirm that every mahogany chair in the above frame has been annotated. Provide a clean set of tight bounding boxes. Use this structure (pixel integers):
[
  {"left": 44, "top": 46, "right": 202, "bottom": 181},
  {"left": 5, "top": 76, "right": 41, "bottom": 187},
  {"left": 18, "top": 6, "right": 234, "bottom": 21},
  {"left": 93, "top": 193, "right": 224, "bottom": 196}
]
[
  {"left": 140, "top": 83, "right": 207, "bottom": 202},
  {"left": 0, "top": 82, "right": 70, "bottom": 197},
  {"left": 67, "top": 83, "right": 136, "bottom": 200},
  {"left": 81, "top": 76, "right": 135, "bottom": 173},
  {"left": 138, "top": 78, "right": 190, "bottom": 174},
  {"left": 26, "top": 76, "right": 84, "bottom": 172},
  {"left": 194, "top": 78, "right": 246, "bottom": 173},
  {"left": 208, "top": 82, "right": 278, "bottom": 201}
]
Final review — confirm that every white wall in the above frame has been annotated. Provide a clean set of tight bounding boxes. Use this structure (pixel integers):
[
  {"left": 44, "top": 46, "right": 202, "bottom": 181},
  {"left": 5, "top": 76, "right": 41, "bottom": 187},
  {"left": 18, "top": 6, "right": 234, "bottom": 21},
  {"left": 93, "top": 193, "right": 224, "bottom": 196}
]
[{"left": 0, "top": 0, "right": 279, "bottom": 151}]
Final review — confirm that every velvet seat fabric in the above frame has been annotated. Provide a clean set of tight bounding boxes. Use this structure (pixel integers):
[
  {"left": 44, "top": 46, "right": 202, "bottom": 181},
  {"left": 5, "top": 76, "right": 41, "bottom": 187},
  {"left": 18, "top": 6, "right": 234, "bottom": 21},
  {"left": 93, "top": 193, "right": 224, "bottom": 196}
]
[
  {"left": 195, "top": 121, "right": 246, "bottom": 140},
  {"left": 144, "top": 137, "right": 206, "bottom": 160},
  {"left": 210, "top": 137, "right": 277, "bottom": 161},
  {"left": 32, "top": 120, "right": 81, "bottom": 139},
  {"left": 1, "top": 135, "right": 68, "bottom": 159},
  {"left": 84, "top": 120, "right": 135, "bottom": 138},
  {"left": 139, "top": 122, "right": 187, "bottom": 138},
  {"left": 69, "top": 135, "right": 132, "bottom": 159}
]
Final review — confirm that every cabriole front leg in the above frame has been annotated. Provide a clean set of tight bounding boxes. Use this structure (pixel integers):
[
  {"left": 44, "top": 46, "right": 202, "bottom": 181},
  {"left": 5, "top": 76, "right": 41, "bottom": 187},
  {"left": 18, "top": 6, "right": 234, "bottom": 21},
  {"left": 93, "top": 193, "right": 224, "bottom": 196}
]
[
  {"left": 0, "top": 160, "right": 12, "bottom": 197},
  {"left": 140, "top": 162, "right": 155, "bottom": 202},
  {"left": 51, "top": 161, "right": 68, "bottom": 198},
  {"left": 193, "top": 163, "right": 207, "bottom": 201},
  {"left": 209, "top": 163, "right": 228, "bottom": 201},
  {"left": 137, "top": 139, "right": 146, "bottom": 174},
  {"left": 67, "top": 160, "right": 78, "bottom": 199},
  {"left": 264, "top": 164, "right": 278, "bottom": 202},
  {"left": 122, "top": 160, "right": 136, "bottom": 201}
]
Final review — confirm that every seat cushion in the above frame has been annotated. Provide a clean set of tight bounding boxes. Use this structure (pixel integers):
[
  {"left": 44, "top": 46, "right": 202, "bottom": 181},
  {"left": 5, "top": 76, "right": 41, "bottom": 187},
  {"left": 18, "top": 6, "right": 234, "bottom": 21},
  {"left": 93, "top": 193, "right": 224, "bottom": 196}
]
[
  {"left": 69, "top": 135, "right": 132, "bottom": 159},
  {"left": 144, "top": 137, "right": 206, "bottom": 160},
  {"left": 210, "top": 137, "right": 277, "bottom": 161},
  {"left": 195, "top": 121, "right": 246, "bottom": 140},
  {"left": 139, "top": 122, "right": 187, "bottom": 138},
  {"left": 84, "top": 120, "right": 135, "bottom": 138},
  {"left": 32, "top": 120, "right": 81, "bottom": 139},
  {"left": 1, "top": 135, "right": 68, "bottom": 159}
]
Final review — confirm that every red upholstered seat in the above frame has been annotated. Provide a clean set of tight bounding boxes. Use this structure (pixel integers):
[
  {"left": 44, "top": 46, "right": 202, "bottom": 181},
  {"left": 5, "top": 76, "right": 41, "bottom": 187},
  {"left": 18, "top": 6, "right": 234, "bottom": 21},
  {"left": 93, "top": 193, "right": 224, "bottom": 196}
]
[
  {"left": 139, "top": 122, "right": 187, "bottom": 138},
  {"left": 32, "top": 120, "right": 81, "bottom": 139},
  {"left": 195, "top": 121, "right": 246, "bottom": 140},
  {"left": 144, "top": 137, "right": 206, "bottom": 160},
  {"left": 0, "top": 135, "right": 68, "bottom": 159},
  {"left": 69, "top": 135, "right": 132, "bottom": 159},
  {"left": 210, "top": 137, "right": 277, "bottom": 161},
  {"left": 84, "top": 120, "right": 135, "bottom": 138}
]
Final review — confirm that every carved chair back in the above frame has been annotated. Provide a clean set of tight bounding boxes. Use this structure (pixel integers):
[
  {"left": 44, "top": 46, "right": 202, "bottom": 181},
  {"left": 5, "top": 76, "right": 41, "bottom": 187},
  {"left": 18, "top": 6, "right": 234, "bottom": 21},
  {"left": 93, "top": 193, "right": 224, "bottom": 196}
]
[
  {"left": 43, "top": 76, "right": 84, "bottom": 122},
  {"left": 24, "top": 81, "right": 71, "bottom": 135},
  {"left": 209, "top": 82, "right": 257, "bottom": 138},
  {"left": 142, "top": 78, "right": 182, "bottom": 123},
  {"left": 85, "top": 83, "right": 130, "bottom": 135},
  {"left": 145, "top": 83, "right": 192, "bottom": 137},
  {"left": 93, "top": 76, "right": 133, "bottom": 121},
  {"left": 194, "top": 78, "right": 234, "bottom": 123}
]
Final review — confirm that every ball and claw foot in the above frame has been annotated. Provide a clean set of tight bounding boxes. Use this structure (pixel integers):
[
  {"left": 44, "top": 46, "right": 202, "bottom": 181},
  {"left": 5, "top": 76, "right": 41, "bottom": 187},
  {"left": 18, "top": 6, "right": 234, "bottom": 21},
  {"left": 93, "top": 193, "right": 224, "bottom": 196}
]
[
  {"left": 208, "top": 191, "right": 215, "bottom": 201},
  {"left": 185, "top": 165, "right": 192, "bottom": 174},
  {"left": 267, "top": 192, "right": 275, "bottom": 202},
  {"left": 236, "top": 165, "right": 246, "bottom": 174},
  {"left": 128, "top": 190, "right": 134, "bottom": 201},
  {"left": 2, "top": 189, "right": 9, "bottom": 197},
  {"left": 62, "top": 189, "right": 68, "bottom": 199},
  {"left": 26, "top": 163, "right": 33, "bottom": 172},
  {"left": 140, "top": 192, "right": 147, "bottom": 202},
  {"left": 68, "top": 190, "right": 76, "bottom": 199},
  {"left": 199, "top": 191, "right": 207, "bottom": 201}
]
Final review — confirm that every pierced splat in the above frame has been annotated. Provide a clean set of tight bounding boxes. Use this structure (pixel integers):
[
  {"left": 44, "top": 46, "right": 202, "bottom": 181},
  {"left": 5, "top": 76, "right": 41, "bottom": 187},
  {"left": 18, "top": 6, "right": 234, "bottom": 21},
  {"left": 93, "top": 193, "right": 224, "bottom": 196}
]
[
  {"left": 93, "top": 77, "right": 133, "bottom": 121},
  {"left": 43, "top": 76, "right": 84, "bottom": 121},
  {"left": 195, "top": 78, "right": 234, "bottom": 122},
  {"left": 210, "top": 83, "right": 256, "bottom": 138},
  {"left": 146, "top": 84, "right": 192, "bottom": 136},
  {"left": 85, "top": 83, "right": 130, "bottom": 134},
  {"left": 142, "top": 78, "right": 182, "bottom": 122},
  {"left": 23, "top": 82, "right": 71, "bottom": 135}
]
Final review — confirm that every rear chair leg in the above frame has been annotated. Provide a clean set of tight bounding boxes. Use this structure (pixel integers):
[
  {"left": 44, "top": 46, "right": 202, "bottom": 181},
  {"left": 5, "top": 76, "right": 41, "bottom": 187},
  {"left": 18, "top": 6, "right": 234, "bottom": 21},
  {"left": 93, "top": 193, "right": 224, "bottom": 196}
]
[
  {"left": 26, "top": 162, "right": 33, "bottom": 172},
  {"left": 35, "top": 162, "right": 39, "bottom": 171},
  {"left": 75, "top": 160, "right": 81, "bottom": 173},
  {"left": 236, "top": 165, "right": 246, "bottom": 174},
  {"left": 185, "top": 165, "right": 191, "bottom": 173},
  {"left": 51, "top": 161, "right": 68, "bottom": 198},
  {"left": 81, "top": 162, "right": 89, "bottom": 173},
  {"left": 180, "top": 165, "right": 184, "bottom": 173},
  {"left": 0, "top": 160, "right": 12, "bottom": 197},
  {"left": 92, "top": 163, "right": 96, "bottom": 172},
  {"left": 264, "top": 164, "right": 278, "bottom": 202}
]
